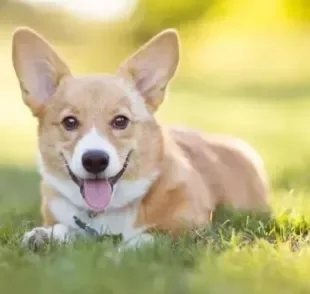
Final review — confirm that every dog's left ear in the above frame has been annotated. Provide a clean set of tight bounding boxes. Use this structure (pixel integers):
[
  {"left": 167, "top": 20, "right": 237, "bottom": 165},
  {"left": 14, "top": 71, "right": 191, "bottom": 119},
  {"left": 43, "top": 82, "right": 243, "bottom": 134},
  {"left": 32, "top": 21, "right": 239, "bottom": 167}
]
[{"left": 117, "top": 29, "right": 179, "bottom": 112}]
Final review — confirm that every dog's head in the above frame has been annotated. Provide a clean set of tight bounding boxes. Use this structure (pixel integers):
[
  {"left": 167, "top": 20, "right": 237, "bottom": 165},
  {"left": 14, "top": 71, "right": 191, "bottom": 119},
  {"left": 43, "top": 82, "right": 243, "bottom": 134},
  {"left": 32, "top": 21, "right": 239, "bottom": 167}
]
[{"left": 12, "top": 27, "right": 179, "bottom": 211}]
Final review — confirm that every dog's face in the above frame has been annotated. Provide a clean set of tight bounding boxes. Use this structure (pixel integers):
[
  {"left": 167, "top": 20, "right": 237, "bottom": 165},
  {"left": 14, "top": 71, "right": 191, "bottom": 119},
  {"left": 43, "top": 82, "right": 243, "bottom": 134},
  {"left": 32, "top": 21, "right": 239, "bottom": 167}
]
[{"left": 12, "top": 27, "right": 179, "bottom": 211}]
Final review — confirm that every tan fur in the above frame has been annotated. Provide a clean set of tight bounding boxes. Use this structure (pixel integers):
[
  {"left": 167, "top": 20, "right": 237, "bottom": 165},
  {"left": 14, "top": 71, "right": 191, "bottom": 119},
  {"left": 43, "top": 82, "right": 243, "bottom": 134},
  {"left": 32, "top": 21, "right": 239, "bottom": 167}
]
[
  {"left": 12, "top": 27, "right": 269, "bottom": 239},
  {"left": 41, "top": 182, "right": 59, "bottom": 226},
  {"left": 137, "top": 129, "right": 269, "bottom": 236}
]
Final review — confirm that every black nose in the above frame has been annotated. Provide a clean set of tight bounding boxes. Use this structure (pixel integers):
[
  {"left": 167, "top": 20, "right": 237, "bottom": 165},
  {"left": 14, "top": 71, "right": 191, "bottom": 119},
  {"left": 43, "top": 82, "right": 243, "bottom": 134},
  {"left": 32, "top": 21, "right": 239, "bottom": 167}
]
[{"left": 82, "top": 150, "right": 109, "bottom": 174}]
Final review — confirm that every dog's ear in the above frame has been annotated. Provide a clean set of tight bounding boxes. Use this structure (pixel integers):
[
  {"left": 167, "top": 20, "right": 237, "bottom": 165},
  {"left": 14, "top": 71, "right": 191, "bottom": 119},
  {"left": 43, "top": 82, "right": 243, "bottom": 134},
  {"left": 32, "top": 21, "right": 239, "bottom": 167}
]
[
  {"left": 12, "top": 27, "right": 72, "bottom": 116},
  {"left": 117, "top": 29, "right": 179, "bottom": 112}
]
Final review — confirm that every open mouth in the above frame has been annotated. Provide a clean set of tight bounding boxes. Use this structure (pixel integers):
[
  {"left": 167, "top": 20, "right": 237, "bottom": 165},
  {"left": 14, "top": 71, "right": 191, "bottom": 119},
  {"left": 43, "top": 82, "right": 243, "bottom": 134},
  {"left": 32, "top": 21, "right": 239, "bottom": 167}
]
[{"left": 61, "top": 151, "right": 132, "bottom": 212}]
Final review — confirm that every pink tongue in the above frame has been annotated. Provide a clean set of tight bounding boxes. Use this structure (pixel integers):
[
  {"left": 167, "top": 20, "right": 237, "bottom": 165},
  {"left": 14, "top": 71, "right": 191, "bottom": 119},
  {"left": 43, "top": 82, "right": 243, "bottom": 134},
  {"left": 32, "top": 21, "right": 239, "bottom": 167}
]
[{"left": 83, "top": 180, "right": 112, "bottom": 212}]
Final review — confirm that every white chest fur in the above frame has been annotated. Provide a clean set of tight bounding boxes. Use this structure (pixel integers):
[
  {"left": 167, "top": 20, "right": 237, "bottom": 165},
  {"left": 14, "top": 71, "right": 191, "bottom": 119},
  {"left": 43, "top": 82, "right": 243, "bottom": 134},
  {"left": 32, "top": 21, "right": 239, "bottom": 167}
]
[
  {"left": 48, "top": 196, "right": 145, "bottom": 241},
  {"left": 22, "top": 194, "right": 153, "bottom": 248}
]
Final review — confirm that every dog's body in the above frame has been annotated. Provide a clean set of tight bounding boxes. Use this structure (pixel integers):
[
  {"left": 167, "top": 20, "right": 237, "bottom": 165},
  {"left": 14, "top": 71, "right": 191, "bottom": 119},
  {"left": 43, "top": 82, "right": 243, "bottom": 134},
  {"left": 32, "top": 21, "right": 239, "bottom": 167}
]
[{"left": 12, "top": 27, "right": 269, "bottom": 248}]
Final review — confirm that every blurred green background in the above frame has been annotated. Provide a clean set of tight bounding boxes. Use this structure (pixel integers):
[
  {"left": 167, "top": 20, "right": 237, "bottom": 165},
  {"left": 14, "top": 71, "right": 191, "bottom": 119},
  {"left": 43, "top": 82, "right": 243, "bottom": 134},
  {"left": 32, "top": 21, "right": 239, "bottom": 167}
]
[{"left": 1, "top": 0, "right": 310, "bottom": 199}]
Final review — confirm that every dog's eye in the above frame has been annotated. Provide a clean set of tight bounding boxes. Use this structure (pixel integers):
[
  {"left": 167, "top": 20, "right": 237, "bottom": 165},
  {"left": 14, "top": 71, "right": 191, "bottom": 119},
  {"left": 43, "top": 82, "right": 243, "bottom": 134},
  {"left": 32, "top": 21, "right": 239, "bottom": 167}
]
[
  {"left": 111, "top": 115, "right": 129, "bottom": 130},
  {"left": 62, "top": 116, "right": 79, "bottom": 131}
]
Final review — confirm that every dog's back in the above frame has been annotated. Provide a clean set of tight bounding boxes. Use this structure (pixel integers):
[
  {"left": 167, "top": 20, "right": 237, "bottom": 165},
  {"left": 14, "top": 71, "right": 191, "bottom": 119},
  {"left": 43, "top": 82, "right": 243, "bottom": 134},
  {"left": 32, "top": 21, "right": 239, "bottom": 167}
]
[{"left": 168, "top": 128, "right": 269, "bottom": 210}]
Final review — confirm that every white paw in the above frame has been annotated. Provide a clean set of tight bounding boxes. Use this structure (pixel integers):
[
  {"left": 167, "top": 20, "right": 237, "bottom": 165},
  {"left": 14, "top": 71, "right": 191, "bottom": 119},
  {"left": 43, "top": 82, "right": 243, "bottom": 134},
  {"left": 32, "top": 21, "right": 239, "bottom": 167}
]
[
  {"left": 120, "top": 233, "right": 154, "bottom": 251},
  {"left": 22, "top": 227, "right": 50, "bottom": 249},
  {"left": 22, "top": 224, "right": 72, "bottom": 250}
]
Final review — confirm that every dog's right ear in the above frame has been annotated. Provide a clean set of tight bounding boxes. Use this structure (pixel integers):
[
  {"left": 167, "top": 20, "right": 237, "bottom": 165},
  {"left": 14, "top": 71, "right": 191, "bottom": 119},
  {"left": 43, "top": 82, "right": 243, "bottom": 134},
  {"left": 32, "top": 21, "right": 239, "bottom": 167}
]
[{"left": 12, "top": 27, "right": 72, "bottom": 116}]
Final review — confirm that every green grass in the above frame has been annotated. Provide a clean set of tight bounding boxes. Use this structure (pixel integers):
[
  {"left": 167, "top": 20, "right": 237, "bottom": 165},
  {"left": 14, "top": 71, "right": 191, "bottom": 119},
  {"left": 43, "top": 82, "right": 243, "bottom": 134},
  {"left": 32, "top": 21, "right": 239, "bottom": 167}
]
[{"left": 2, "top": 77, "right": 310, "bottom": 293}]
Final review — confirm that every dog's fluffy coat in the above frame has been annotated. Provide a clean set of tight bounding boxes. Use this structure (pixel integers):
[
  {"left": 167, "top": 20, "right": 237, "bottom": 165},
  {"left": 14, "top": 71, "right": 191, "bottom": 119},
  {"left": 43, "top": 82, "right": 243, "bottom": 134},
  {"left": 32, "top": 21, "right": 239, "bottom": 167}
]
[{"left": 12, "top": 27, "right": 269, "bottom": 248}]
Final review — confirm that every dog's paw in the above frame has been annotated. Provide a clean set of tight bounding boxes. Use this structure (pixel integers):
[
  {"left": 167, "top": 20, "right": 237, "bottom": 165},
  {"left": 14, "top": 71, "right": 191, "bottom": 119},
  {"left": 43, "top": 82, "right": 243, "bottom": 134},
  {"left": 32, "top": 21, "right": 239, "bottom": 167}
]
[
  {"left": 22, "top": 224, "right": 72, "bottom": 250},
  {"left": 22, "top": 227, "right": 50, "bottom": 250},
  {"left": 119, "top": 233, "right": 154, "bottom": 251}
]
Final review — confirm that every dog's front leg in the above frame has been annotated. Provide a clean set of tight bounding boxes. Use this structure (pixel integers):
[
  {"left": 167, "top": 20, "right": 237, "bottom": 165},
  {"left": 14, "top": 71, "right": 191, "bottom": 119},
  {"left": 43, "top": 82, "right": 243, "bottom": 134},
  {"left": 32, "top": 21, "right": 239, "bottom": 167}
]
[{"left": 22, "top": 183, "right": 84, "bottom": 249}]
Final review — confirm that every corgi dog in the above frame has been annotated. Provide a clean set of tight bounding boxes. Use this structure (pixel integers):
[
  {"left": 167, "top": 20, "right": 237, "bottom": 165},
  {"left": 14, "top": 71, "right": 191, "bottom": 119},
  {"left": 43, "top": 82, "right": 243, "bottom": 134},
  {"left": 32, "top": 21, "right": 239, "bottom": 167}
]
[{"left": 12, "top": 27, "right": 269, "bottom": 249}]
